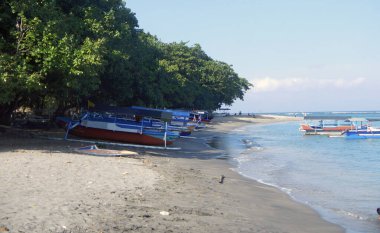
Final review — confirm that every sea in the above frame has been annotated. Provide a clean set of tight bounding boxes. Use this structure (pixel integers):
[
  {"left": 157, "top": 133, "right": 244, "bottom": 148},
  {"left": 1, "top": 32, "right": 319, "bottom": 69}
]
[{"left": 222, "top": 111, "right": 380, "bottom": 233}]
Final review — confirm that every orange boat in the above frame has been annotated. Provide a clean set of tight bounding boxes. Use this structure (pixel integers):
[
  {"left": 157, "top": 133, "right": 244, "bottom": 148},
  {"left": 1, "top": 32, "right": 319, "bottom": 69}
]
[{"left": 299, "top": 116, "right": 356, "bottom": 135}]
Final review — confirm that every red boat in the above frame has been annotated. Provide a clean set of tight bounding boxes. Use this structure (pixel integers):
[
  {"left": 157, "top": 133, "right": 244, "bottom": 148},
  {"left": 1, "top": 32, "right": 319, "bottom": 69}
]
[
  {"left": 299, "top": 116, "right": 356, "bottom": 136},
  {"left": 57, "top": 118, "right": 173, "bottom": 146},
  {"left": 56, "top": 106, "right": 177, "bottom": 146},
  {"left": 299, "top": 124, "right": 355, "bottom": 135}
]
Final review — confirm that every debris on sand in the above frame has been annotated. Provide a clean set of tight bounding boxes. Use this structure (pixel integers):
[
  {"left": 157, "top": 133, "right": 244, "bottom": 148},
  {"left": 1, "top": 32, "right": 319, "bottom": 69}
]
[{"left": 160, "top": 211, "right": 170, "bottom": 216}]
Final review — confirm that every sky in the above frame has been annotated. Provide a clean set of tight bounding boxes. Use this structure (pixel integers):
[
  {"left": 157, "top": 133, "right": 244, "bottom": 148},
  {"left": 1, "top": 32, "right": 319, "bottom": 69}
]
[{"left": 126, "top": 0, "right": 380, "bottom": 113}]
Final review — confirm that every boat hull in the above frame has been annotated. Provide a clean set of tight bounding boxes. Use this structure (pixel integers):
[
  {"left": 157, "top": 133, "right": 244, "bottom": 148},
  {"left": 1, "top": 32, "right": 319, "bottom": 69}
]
[
  {"left": 345, "top": 130, "right": 380, "bottom": 139},
  {"left": 69, "top": 125, "right": 173, "bottom": 146},
  {"left": 303, "top": 130, "right": 346, "bottom": 136},
  {"left": 300, "top": 124, "right": 355, "bottom": 136}
]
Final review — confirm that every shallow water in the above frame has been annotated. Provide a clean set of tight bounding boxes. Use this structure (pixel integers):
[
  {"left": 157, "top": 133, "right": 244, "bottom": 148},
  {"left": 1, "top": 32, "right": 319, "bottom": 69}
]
[{"left": 223, "top": 118, "right": 380, "bottom": 233}]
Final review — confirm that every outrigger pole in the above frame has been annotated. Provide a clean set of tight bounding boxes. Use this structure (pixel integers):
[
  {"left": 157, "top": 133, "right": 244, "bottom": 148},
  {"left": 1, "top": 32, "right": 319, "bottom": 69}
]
[
  {"left": 40, "top": 136, "right": 181, "bottom": 150},
  {"left": 164, "top": 121, "right": 168, "bottom": 148},
  {"left": 64, "top": 121, "right": 71, "bottom": 140}
]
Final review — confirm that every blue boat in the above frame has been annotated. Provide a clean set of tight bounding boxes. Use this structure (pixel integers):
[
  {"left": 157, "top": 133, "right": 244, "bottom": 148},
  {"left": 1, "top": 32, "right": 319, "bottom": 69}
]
[
  {"left": 344, "top": 127, "right": 380, "bottom": 139},
  {"left": 343, "top": 118, "right": 380, "bottom": 139}
]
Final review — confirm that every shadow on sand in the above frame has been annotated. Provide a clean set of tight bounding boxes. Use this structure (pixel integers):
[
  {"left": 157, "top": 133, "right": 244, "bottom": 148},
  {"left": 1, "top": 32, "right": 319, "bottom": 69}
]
[{"left": 0, "top": 126, "right": 232, "bottom": 161}]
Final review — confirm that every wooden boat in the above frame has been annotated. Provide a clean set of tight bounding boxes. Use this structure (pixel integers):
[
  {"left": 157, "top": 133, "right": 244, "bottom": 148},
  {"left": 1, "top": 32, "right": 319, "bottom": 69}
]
[
  {"left": 299, "top": 116, "right": 356, "bottom": 136},
  {"left": 56, "top": 106, "right": 178, "bottom": 146}
]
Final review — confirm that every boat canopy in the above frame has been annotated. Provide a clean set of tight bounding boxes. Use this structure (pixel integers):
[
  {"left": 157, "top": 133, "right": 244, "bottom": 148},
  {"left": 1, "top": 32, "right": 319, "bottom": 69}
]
[
  {"left": 348, "top": 118, "right": 368, "bottom": 122},
  {"left": 130, "top": 106, "right": 191, "bottom": 119},
  {"left": 131, "top": 106, "right": 190, "bottom": 118},
  {"left": 91, "top": 105, "right": 173, "bottom": 121},
  {"left": 303, "top": 116, "right": 350, "bottom": 120},
  {"left": 169, "top": 110, "right": 190, "bottom": 118},
  {"left": 348, "top": 117, "right": 380, "bottom": 122}
]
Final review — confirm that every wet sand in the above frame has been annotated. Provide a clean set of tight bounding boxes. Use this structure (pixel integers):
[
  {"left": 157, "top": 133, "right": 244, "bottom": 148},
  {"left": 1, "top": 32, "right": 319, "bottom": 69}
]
[{"left": 0, "top": 116, "right": 344, "bottom": 233}]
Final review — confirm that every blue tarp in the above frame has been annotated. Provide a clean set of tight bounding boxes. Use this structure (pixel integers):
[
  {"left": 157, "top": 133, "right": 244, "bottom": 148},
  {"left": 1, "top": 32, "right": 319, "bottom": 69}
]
[
  {"left": 91, "top": 105, "right": 172, "bottom": 121},
  {"left": 131, "top": 106, "right": 190, "bottom": 118}
]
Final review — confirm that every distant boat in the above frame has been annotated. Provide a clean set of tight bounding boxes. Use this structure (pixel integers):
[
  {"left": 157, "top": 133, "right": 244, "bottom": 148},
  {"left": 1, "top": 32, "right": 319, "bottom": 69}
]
[
  {"left": 344, "top": 127, "right": 380, "bottom": 139},
  {"left": 299, "top": 116, "right": 357, "bottom": 136},
  {"left": 343, "top": 118, "right": 380, "bottom": 139},
  {"left": 56, "top": 106, "right": 179, "bottom": 146}
]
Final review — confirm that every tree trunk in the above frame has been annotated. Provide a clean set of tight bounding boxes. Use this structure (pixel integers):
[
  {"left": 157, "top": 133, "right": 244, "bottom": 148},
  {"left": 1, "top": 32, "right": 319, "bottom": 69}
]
[
  {"left": 54, "top": 100, "right": 68, "bottom": 117},
  {"left": 0, "top": 105, "right": 14, "bottom": 125}
]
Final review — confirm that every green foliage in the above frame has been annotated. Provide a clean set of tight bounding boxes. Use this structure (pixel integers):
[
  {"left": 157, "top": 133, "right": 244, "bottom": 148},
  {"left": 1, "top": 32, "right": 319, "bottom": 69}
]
[
  {"left": 156, "top": 42, "right": 251, "bottom": 110},
  {"left": 0, "top": 0, "right": 251, "bottom": 124}
]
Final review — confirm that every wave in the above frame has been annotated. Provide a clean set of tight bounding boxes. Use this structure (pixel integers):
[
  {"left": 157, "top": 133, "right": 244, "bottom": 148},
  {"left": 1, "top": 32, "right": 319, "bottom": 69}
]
[
  {"left": 240, "top": 138, "right": 263, "bottom": 150},
  {"left": 335, "top": 209, "right": 366, "bottom": 221}
]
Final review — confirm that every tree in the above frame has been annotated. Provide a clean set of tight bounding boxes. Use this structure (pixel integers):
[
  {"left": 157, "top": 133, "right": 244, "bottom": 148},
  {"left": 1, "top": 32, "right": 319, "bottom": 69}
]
[
  {"left": 156, "top": 41, "right": 251, "bottom": 110},
  {"left": 0, "top": 0, "right": 251, "bottom": 125}
]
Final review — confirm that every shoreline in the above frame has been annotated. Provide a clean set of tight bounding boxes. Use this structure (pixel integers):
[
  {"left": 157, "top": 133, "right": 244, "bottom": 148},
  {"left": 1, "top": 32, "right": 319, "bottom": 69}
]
[
  {"left": 190, "top": 116, "right": 345, "bottom": 232},
  {"left": 0, "top": 116, "right": 344, "bottom": 232}
]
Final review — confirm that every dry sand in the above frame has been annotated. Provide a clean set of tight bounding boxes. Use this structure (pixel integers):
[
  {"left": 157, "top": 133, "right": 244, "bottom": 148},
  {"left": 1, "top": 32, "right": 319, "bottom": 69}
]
[{"left": 0, "top": 116, "right": 344, "bottom": 233}]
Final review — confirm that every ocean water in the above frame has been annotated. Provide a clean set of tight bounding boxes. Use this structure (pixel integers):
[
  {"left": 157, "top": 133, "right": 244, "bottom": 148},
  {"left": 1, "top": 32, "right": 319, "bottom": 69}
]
[{"left": 224, "top": 112, "right": 380, "bottom": 233}]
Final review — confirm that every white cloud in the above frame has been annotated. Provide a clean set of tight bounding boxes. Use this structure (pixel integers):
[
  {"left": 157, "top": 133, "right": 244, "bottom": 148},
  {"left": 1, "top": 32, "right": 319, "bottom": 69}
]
[{"left": 253, "top": 77, "right": 367, "bottom": 92}]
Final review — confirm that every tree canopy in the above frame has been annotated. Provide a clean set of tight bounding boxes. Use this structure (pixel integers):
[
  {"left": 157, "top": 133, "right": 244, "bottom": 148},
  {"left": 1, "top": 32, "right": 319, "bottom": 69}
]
[{"left": 0, "top": 0, "right": 251, "bottom": 124}]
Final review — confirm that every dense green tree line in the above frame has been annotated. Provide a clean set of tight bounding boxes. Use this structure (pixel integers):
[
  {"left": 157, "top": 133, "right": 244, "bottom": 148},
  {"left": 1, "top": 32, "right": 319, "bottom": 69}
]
[{"left": 0, "top": 0, "right": 251, "bottom": 124}]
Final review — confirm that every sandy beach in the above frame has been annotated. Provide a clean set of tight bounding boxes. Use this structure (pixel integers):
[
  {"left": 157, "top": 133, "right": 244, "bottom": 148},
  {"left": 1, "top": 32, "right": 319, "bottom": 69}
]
[{"left": 0, "top": 116, "right": 344, "bottom": 233}]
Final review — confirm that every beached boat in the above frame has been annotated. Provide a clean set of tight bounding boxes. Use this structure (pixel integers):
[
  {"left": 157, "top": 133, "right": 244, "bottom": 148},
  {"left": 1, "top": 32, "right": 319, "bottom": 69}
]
[
  {"left": 56, "top": 106, "right": 179, "bottom": 146},
  {"left": 299, "top": 116, "right": 356, "bottom": 136}
]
